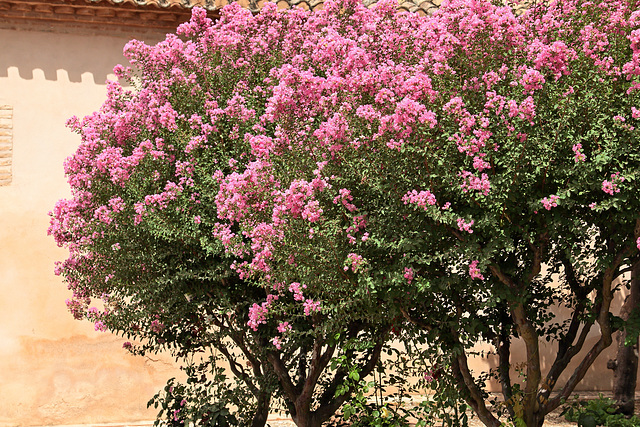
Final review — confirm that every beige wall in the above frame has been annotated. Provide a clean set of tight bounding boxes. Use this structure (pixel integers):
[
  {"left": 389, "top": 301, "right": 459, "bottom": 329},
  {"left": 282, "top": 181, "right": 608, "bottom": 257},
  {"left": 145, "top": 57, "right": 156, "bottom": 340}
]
[{"left": 0, "top": 26, "right": 181, "bottom": 425}]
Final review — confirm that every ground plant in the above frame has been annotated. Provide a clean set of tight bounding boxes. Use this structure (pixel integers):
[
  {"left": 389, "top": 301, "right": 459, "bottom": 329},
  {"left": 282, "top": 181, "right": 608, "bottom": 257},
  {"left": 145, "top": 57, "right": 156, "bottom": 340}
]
[
  {"left": 49, "top": 0, "right": 640, "bottom": 426},
  {"left": 563, "top": 394, "right": 640, "bottom": 427}
]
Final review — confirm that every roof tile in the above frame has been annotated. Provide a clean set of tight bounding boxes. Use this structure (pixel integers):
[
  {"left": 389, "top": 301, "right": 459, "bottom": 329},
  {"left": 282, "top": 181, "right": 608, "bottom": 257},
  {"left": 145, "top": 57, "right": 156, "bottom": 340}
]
[
  {"left": 96, "top": 0, "right": 439, "bottom": 14},
  {"left": 90, "top": 0, "right": 217, "bottom": 10}
]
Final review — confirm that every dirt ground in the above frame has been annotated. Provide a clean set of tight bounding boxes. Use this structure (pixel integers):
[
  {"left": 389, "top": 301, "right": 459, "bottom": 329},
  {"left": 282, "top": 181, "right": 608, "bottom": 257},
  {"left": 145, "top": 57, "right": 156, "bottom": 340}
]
[{"left": 265, "top": 392, "right": 640, "bottom": 426}]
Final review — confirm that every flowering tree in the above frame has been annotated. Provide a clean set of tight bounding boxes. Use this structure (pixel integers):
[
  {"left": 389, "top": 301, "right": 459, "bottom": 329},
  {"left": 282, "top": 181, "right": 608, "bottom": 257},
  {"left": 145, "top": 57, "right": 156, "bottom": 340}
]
[
  {"left": 49, "top": 4, "right": 391, "bottom": 426},
  {"left": 49, "top": 0, "right": 640, "bottom": 426}
]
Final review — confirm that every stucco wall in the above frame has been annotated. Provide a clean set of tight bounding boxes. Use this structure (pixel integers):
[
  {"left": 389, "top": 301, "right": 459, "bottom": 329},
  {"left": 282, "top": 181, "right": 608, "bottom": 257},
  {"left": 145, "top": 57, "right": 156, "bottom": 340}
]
[{"left": 0, "top": 26, "right": 181, "bottom": 425}]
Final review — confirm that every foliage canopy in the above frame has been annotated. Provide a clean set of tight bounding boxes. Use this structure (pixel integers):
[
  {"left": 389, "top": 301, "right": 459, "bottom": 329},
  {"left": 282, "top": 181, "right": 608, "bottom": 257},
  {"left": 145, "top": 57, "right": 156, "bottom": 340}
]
[{"left": 50, "top": 0, "right": 640, "bottom": 425}]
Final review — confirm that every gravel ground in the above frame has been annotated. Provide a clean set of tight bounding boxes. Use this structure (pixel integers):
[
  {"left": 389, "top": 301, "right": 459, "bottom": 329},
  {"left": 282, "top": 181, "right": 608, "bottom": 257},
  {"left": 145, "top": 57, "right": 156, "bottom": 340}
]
[{"left": 265, "top": 392, "right": 640, "bottom": 426}]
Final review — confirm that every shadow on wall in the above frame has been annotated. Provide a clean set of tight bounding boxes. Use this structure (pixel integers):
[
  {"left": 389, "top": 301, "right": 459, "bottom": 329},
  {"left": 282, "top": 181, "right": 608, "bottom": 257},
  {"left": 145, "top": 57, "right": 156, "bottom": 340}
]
[
  {"left": 0, "top": 27, "right": 164, "bottom": 84},
  {"left": 483, "top": 318, "right": 620, "bottom": 394},
  {"left": 481, "top": 277, "right": 638, "bottom": 394}
]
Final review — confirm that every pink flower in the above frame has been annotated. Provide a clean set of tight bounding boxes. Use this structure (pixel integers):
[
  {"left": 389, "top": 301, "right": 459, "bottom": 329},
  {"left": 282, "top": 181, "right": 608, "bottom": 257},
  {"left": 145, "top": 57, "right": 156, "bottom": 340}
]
[
  {"left": 602, "top": 172, "right": 624, "bottom": 195},
  {"left": 518, "top": 96, "right": 536, "bottom": 123},
  {"left": 541, "top": 195, "right": 559, "bottom": 210},
  {"left": 469, "top": 260, "right": 484, "bottom": 281},
  {"left": 272, "top": 336, "right": 283, "bottom": 349},
  {"left": 277, "top": 321, "right": 292, "bottom": 333},
  {"left": 459, "top": 171, "right": 491, "bottom": 196},
  {"left": 302, "top": 200, "right": 323, "bottom": 222},
  {"left": 457, "top": 218, "right": 474, "bottom": 234},
  {"left": 303, "top": 299, "right": 321, "bottom": 316},
  {"left": 93, "top": 205, "right": 112, "bottom": 225},
  {"left": 404, "top": 267, "right": 414, "bottom": 284},
  {"left": 482, "top": 70, "right": 501, "bottom": 89},
  {"left": 94, "top": 321, "right": 108, "bottom": 332},
  {"left": 424, "top": 370, "right": 435, "bottom": 383},
  {"left": 345, "top": 253, "right": 364, "bottom": 272},
  {"left": 402, "top": 190, "right": 437, "bottom": 209},
  {"left": 637, "top": 237, "right": 640, "bottom": 251},
  {"left": 108, "top": 197, "right": 125, "bottom": 212},
  {"left": 521, "top": 68, "right": 545, "bottom": 92},
  {"left": 572, "top": 143, "right": 586, "bottom": 162},
  {"left": 473, "top": 155, "right": 491, "bottom": 172},
  {"left": 443, "top": 96, "right": 465, "bottom": 116},
  {"left": 248, "top": 302, "right": 269, "bottom": 331},
  {"left": 150, "top": 319, "right": 164, "bottom": 334},
  {"left": 333, "top": 188, "right": 357, "bottom": 212},
  {"left": 288, "top": 282, "right": 306, "bottom": 301}
]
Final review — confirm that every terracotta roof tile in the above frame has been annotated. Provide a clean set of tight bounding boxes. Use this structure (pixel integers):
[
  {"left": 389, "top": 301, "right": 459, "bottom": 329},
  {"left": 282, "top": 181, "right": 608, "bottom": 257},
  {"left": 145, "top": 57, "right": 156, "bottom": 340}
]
[
  {"left": 92, "top": 0, "right": 216, "bottom": 9},
  {"left": 396, "top": 0, "right": 441, "bottom": 15},
  {"left": 96, "top": 0, "right": 440, "bottom": 14}
]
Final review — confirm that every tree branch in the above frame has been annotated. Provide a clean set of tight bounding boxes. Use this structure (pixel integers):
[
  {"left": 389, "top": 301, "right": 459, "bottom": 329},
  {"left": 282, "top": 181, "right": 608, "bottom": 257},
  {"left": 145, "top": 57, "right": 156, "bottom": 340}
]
[
  {"left": 543, "top": 243, "right": 634, "bottom": 413},
  {"left": 488, "top": 264, "right": 541, "bottom": 424},
  {"left": 538, "top": 254, "right": 594, "bottom": 407},
  {"left": 216, "top": 344, "right": 259, "bottom": 396},
  {"left": 267, "top": 350, "right": 300, "bottom": 407},
  {"left": 450, "top": 344, "right": 501, "bottom": 427},
  {"left": 495, "top": 325, "right": 515, "bottom": 419},
  {"left": 298, "top": 336, "right": 337, "bottom": 409},
  {"left": 313, "top": 330, "right": 389, "bottom": 423},
  {"left": 398, "top": 305, "right": 434, "bottom": 330}
]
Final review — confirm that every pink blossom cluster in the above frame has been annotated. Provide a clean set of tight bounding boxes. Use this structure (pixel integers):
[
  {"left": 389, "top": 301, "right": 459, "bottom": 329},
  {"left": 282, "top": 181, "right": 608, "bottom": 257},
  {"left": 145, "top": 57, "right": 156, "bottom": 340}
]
[
  {"left": 303, "top": 299, "right": 322, "bottom": 316},
  {"left": 150, "top": 318, "right": 164, "bottom": 334},
  {"left": 289, "top": 282, "right": 307, "bottom": 301},
  {"left": 87, "top": 306, "right": 110, "bottom": 332},
  {"left": 459, "top": 171, "right": 491, "bottom": 196},
  {"left": 457, "top": 218, "right": 474, "bottom": 234},
  {"left": 277, "top": 321, "right": 292, "bottom": 333},
  {"left": 602, "top": 172, "right": 625, "bottom": 195},
  {"left": 572, "top": 143, "right": 586, "bottom": 162},
  {"left": 404, "top": 267, "right": 414, "bottom": 284},
  {"left": 541, "top": 195, "right": 559, "bottom": 210},
  {"left": 344, "top": 253, "right": 365, "bottom": 273},
  {"left": 424, "top": 370, "right": 435, "bottom": 383},
  {"left": 520, "top": 68, "right": 546, "bottom": 93},
  {"left": 346, "top": 215, "right": 367, "bottom": 244},
  {"left": 402, "top": 190, "right": 437, "bottom": 209},
  {"left": 333, "top": 188, "right": 357, "bottom": 212},
  {"left": 468, "top": 260, "right": 484, "bottom": 281},
  {"left": 247, "top": 294, "right": 279, "bottom": 331}
]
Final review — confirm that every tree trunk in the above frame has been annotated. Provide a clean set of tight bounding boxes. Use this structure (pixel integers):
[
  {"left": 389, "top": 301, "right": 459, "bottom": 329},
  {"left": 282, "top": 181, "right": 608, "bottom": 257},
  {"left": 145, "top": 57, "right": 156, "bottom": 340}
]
[
  {"left": 609, "top": 260, "right": 640, "bottom": 416},
  {"left": 251, "top": 391, "right": 271, "bottom": 427},
  {"left": 291, "top": 407, "right": 324, "bottom": 427}
]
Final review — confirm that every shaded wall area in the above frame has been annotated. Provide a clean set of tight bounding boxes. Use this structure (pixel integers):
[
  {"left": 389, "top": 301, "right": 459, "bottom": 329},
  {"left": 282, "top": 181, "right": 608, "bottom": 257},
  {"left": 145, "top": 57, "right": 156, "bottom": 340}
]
[{"left": 0, "top": 26, "right": 181, "bottom": 425}]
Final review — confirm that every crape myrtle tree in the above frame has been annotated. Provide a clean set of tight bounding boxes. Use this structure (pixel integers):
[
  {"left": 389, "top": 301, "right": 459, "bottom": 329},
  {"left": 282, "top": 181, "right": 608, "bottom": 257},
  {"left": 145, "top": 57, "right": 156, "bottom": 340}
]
[
  {"left": 207, "top": 0, "right": 640, "bottom": 426},
  {"left": 48, "top": 0, "right": 640, "bottom": 426},
  {"left": 48, "top": 4, "right": 390, "bottom": 427}
]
